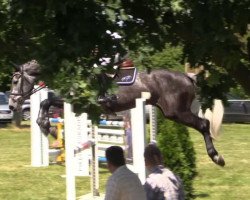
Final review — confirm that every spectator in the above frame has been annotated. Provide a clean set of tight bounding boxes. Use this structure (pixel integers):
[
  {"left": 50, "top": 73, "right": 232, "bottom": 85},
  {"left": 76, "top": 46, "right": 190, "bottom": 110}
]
[
  {"left": 104, "top": 146, "right": 146, "bottom": 200},
  {"left": 144, "top": 144, "right": 185, "bottom": 200}
]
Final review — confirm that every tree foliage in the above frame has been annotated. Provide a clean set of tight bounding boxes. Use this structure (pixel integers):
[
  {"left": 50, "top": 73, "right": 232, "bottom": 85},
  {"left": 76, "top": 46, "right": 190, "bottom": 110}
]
[
  {"left": 149, "top": 43, "right": 184, "bottom": 71},
  {"left": 171, "top": 0, "right": 250, "bottom": 107},
  {"left": 0, "top": 0, "right": 249, "bottom": 116}
]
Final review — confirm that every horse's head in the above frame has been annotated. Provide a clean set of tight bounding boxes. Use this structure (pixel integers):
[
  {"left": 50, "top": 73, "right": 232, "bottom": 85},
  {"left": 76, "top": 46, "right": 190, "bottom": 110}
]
[{"left": 9, "top": 60, "right": 41, "bottom": 111}]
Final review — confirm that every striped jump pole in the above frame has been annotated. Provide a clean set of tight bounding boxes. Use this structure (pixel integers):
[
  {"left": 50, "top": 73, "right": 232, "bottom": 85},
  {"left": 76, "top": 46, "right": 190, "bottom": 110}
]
[
  {"left": 149, "top": 105, "right": 157, "bottom": 142},
  {"left": 64, "top": 103, "right": 90, "bottom": 200}
]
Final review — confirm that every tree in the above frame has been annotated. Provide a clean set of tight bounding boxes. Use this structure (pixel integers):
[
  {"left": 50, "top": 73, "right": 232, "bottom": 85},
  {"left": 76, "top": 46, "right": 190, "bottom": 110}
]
[
  {"left": 122, "top": 0, "right": 250, "bottom": 107},
  {"left": 0, "top": 1, "right": 249, "bottom": 115},
  {"left": 157, "top": 111, "right": 196, "bottom": 199},
  {"left": 0, "top": 65, "right": 12, "bottom": 92},
  {"left": 168, "top": 0, "right": 250, "bottom": 107},
  {"left": 148, "top": 43, "right": 184, "bottom": 71}
]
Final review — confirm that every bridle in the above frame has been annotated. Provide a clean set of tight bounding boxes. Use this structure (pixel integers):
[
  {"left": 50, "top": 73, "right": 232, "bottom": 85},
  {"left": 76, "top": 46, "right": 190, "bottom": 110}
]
[{"left": 10, "top": 65, "right": 45, "bottom": 99}]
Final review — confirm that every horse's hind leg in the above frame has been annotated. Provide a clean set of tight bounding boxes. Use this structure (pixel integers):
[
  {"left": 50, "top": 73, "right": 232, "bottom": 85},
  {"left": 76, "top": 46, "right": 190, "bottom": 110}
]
[
  {"left": 179, "top": 112, "right": 225, "bottom": 166},
  {"left": 162, "top": 108, "right": 225, "bottom": 166}
]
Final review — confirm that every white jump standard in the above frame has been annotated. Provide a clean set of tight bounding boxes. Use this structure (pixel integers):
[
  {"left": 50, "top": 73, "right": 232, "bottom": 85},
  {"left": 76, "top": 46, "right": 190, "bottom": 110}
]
[
  {"left": 30, "top": 86, "right": 49, "bottom": 167},
  {"left": 64, "top": 93, "right": 152, "bottom": 200}
]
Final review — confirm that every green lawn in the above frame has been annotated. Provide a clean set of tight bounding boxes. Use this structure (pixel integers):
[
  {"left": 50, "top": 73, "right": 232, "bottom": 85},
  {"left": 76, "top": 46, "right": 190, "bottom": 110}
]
[
  {"left": 190, "top": 124, "right": 250, "bottom": 200},
  {"left": 0, "top": 123, "right": 250, "bottom": 200},
  {"left": 0, "top": 124, "right": 110, "bottom": 200}
]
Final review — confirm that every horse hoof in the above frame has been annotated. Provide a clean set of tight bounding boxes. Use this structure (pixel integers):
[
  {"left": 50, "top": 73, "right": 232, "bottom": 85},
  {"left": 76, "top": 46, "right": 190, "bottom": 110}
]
[{"left": 214, "top": 155, "right": 225, "bottom": 167}]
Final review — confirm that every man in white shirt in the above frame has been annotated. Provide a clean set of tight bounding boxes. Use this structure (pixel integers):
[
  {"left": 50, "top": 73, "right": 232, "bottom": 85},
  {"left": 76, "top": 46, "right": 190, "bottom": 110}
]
[{"left": 105, "top": 146, "right": 146, "bottom": 200}]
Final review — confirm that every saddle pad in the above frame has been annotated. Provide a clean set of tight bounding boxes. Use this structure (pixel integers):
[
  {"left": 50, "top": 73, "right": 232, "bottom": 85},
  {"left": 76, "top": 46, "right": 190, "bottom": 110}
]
[{"left": 115, "top": 68, "right": 137, "bottom": 85}]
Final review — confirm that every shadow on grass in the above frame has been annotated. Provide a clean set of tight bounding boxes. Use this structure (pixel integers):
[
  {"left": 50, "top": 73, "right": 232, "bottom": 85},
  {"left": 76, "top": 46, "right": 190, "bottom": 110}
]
[
  {"left": 19, "top": 124, "right": 30, "bottom": 129},
  {"left": 3, "top": 122, "right": 31, "bottom": 129},
  {"left": 0, "top": 123, "right": 9, "bottom": 128},
  {"left": 194, "top": 193, "right": 210, "bottom": 198}
]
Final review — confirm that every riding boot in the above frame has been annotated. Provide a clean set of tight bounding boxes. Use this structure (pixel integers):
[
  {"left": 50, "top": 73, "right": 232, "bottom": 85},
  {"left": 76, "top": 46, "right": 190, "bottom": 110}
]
[{"left": 97, "top": 94, "right": 117, "bottom": 103}]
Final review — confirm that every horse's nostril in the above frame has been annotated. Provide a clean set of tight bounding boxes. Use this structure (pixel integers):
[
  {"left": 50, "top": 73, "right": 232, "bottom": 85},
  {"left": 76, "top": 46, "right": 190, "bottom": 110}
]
[{"left": 9, "top": 105, "right": 14, "bottom": 110}]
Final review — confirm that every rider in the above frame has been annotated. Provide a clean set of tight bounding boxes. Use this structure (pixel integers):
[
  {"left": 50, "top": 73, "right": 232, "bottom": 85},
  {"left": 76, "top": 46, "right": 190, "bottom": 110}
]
[
  {"left": 96, "top": 53, "right": 128, "bottom": 104},
  {"left": 93, "top": 30, "right": 127, "bottom": 104}
]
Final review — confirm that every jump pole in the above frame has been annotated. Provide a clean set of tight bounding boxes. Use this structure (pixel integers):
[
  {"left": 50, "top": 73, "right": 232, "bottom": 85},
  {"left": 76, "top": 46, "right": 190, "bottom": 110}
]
[
  {"left": 30, "top": 86, "right": 49, "bottom": 167},
  {"left": 64, "top": 103, "right": 76, "bottom": 200},
  {"left": 64, "top": 94, "right": 152, "bottom": 198},
  {"left": 149, "top": 105, "right": 157, "bottom": 142},
  {"left": 64, "top": 102, "right": 92, "bottom": 200},
  {"left": 130, "top": 92, "right": 150, "bottom": 183},
  {"left": 91, "top": 126, "right": 100, "bottom": 197}
]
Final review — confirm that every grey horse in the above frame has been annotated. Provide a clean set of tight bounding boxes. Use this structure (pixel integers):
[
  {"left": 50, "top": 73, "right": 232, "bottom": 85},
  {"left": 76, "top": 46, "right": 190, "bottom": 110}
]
[{"left": 8, "top": 60, "right": 225, "bottom": 166}]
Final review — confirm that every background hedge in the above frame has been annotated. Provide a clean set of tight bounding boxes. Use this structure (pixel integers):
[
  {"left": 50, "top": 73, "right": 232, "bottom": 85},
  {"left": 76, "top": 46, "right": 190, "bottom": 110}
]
[{"left": 157, "top": 110, "right": 197, "bottom": 199}]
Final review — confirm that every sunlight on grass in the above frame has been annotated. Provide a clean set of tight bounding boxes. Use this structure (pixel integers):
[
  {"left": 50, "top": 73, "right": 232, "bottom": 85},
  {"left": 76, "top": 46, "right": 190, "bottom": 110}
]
[
  {"left": 0, "top": 126, "right": 110, "bottom": 200},
  {"left": 0, "top": 123, "right": 250, "bottom": 199},
  {"left": 189, "top": 123, "right": 250, "bottom": 200}
]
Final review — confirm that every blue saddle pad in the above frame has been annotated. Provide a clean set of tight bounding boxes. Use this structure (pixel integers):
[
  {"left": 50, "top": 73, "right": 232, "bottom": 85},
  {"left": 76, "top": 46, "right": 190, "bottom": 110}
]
[{"left": 115, "top": 68, "right": 137, "bottom": 85}]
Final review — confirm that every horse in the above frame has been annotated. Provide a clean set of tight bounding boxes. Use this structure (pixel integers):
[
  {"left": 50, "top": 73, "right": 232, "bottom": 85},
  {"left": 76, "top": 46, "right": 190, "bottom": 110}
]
[{"left": 8, "top": 59, "right": 225, "bottom": 166}]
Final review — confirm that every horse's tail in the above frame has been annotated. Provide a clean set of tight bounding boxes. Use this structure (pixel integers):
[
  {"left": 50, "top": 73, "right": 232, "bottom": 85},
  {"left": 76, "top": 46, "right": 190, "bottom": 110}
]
[
  {"left": 211, "top": 99, "right": 224, "bottom": 139},
  {"left": 198, "top": 99, "right": 224, "bottom": 139},
  {"left": 185, "top": 64, "right": 224, "bottom": 138}
]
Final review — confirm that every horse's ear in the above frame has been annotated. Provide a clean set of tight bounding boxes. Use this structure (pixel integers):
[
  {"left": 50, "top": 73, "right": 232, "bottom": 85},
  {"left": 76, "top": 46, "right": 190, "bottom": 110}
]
[{"left": 9, "top": 61, "right": 20, "bottom": 71}]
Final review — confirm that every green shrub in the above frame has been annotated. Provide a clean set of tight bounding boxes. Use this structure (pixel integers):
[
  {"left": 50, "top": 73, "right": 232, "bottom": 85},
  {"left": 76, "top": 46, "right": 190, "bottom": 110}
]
[{"left": 157, "top": 111, "right": 197, "bottom": 199}]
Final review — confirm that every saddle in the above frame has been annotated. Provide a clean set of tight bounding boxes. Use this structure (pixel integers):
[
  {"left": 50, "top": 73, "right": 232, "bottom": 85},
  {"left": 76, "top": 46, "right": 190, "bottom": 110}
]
[{"left": 115, "top": 59, "right": 137, "bottom": 85}]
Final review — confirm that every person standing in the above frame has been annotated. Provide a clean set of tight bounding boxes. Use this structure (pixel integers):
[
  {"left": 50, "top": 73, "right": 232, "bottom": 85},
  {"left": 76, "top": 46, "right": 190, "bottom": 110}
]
[
  {"left": 104, "top": 146, "right": 146, "bottom": 200},
  {"left": 144, "top": 144, "right": 185, "bottom": 200}
]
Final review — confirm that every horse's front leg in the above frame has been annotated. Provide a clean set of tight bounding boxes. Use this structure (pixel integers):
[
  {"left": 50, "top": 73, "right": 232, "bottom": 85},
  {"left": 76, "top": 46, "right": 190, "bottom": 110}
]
[
  {"left": 36, "top": 99, "right": 52, "bottom": 137},
  {"left": 36, "top": 98, "right": 63, "bottom": 138}
]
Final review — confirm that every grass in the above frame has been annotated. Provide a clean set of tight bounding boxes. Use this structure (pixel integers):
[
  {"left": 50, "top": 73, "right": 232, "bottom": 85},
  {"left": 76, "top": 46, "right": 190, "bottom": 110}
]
[
  {"left": 190, "top": 123, "right": 250, "bottom": 200},
  {"left": 0, "top": 123, "right": 110, "bottom": 200},
  {"left": 0, "top": 122, "right": 250, "bottom": 199}
]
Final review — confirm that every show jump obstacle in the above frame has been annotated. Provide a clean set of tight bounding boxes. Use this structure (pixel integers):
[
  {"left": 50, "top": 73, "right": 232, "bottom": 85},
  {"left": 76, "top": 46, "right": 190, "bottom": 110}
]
[
  {"left": 65, "top": 94, "right": 153, "bottom": 200},
  {"left": 30, "top": 88, "right": 90, "bottom": 169},
  {"left": 30, "top": 88, "right": 156, "bottom": 200},
  {"left": 64, "top": 103, "right": 92, "bottom": 200}
]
